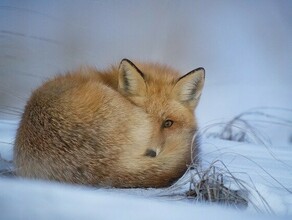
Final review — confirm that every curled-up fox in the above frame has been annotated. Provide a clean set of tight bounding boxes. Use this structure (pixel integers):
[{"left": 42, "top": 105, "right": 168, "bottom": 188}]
[{"left": 14, "top": 59, "right": 205, "bottom": 188}]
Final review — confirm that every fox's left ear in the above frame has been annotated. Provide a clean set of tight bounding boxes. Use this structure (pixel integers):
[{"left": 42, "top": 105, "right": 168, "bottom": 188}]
[
  {"left": 118, "top": 59, "right": 146, "bottom": 97},
  {"left": 171, "top": 67, "right": 205, "bottom": 109}
]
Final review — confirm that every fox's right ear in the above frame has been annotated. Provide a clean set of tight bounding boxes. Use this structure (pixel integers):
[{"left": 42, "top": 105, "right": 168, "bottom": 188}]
[
  {"left": 171, "top": 67, "right": 205, "bottom": 110},
  {"left": 118, "top": 59, "right": 146, "bottom": 97}
]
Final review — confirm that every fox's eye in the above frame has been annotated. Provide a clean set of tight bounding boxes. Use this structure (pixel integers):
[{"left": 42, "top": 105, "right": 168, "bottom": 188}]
[{"left": 163, "top": 119, "right": 173, "bottom": 128}]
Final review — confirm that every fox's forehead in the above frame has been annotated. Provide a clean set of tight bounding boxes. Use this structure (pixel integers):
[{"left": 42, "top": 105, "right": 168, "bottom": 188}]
[
  {"left": 137, "top": 62, "right": 181, "bottom": 83},
  {"left": 135, "top": 64, "right": 181, "bottom": 117},
  {"left": 139, "top": 64, "right": 181, "bottom": 95},
  {"left": 143, "top": 93, "right": 180, "bottom": 118}
]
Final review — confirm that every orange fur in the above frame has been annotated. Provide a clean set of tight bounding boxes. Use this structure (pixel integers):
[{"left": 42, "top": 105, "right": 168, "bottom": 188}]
[{"left": 14, "top": 59, "right": 205, "bottom": 188}]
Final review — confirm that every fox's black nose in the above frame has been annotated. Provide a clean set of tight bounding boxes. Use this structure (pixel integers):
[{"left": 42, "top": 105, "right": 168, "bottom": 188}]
[{"left": 145, "top": 149, "right": 156, "bottom": 157}]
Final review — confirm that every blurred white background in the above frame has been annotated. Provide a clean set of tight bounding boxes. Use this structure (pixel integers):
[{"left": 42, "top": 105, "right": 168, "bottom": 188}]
[{"left": 0, "top": 0, "right": 291, "bottom": 123}]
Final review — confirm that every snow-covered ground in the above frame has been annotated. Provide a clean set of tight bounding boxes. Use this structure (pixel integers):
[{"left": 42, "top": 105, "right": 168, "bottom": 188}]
[
  {"left": 1, "top": 0, "right": 292, "bottom": 219},
  {"left": 0, "top": 177, "right": 285, "bottom": 220},
  {"left": 1, "top": 107, "right": 292, "bottom": 219}
]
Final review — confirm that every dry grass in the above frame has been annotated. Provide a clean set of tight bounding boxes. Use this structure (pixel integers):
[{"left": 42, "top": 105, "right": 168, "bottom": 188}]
[
  {"left": 155, "top": 159, "right": 278, "bottom": 213},
  {"left": 185, "top": 163, "right": 248, "bottom": 208},
  {"left": 207, "top": 107, "right": 292, "bottom": 144}
]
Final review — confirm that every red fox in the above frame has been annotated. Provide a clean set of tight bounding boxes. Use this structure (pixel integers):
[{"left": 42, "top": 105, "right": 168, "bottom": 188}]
[{"left": 14, "top": 59, "right": 205, "bottom": 188}]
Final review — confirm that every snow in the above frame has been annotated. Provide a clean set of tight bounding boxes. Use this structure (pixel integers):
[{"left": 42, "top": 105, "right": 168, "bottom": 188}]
[
  {"left": 1, "top": 111, "right": 292, "bottom": 218},
  {"left": 1, "top": 0, "right": 292, "bottom": 219},
  {"left": 1, "top": 178, "right": 285, "bottom": 220}
]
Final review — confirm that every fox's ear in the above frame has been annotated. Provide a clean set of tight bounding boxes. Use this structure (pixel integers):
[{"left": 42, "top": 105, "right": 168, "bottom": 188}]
[
  {"left": 118, "top": 59, "right": 146, "bottom": 96},
  {"left": 171, "top": 67, "right": 205, "bottom": 109}
]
